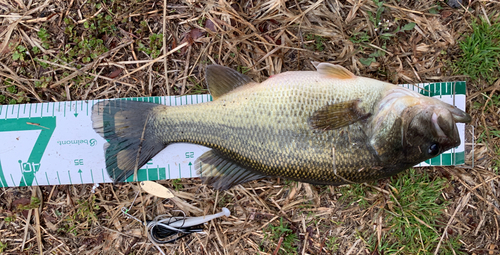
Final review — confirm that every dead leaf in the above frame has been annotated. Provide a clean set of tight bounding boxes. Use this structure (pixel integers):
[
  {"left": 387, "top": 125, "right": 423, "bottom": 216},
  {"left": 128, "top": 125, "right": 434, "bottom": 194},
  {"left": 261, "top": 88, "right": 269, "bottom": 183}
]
[
  {"left": 441, "top": 10, "right": 453, "bottom": 19},
  {"left": 12, "top": 197, "right": 31, "bottom": 211},
  {"left": 205, "top": 19, "right": 217, "bottom": 32},
  {"left": 107, "top": 68, "right": 123, "bottom": 78},
  {"left": 180, "top": 28, "right": 205, "bottom": 54}
]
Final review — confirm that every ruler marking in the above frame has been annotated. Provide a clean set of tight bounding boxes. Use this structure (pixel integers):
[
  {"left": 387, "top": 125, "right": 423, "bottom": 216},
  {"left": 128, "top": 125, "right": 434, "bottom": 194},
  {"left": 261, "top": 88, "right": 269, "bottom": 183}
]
[
  {"left": 157, "top": 165, "right": 160, "bottom": 180},
  {"left": 23, "top": 104, "right": 26, "bottom": 115},
  {"left": 3, "top": 105, "right": 7, "bottom": 119},
  {"left": 179, "top": 164, "right": 181, "bottom": 179},
  {"left": 64, "top": 102, "right": 66, "bottom": 117},
  {"left": 168, "top": 165, "right": 170, "bottom": 179},
  {"left": 34, "top": 175, "right": 39, "bottom": 186},
  {"left": 18, "top": 165, "right": 27, "bottom": 186},
  {"left": 16, "top": 105, "right": 20, "bottom": 119},
  {"left": 40, "top": 103, "right": 43, "bottom": 117},
  {"left": 86, "top": 101, "right": 89, "bottom": 116},
  {"left": 11, "top": 105, "right": 14, "bottom": 115},
  {"left": 10, "top": 174, "right": 15, "bottom": 187},
  {"left": 90, "top": 169, "right": 94, "bottom": 183},
  {"left": 74, "top": 102, "right": 77, "bottom": 117},
  {"left": 57, "top": 172, "right": 61, "bottom": 185},
  {"left": 45, "top": 172, "right": 50, "bottom": 185},
  {"left": 0, "top": 175, "right": 5, "bottom": 188},
  {"left": 102, "top": 169, "right": 105, "bottom": 182},
  {"left": 68, "top": 171, "right": 72, "bottom": 185}
]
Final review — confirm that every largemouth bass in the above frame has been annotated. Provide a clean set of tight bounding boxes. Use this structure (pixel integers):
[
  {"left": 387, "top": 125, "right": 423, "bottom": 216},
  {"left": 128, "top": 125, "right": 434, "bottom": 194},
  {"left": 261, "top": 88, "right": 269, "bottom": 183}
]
[{"left": 92, "top": 63, "right": 471, "bottom": 190}]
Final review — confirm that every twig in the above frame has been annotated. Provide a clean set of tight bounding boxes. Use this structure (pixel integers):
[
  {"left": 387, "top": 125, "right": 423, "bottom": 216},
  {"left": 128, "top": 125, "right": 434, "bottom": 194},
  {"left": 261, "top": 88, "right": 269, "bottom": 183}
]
[
  {"left": 20, "top": 209, "right": 32, "bottom": 251},
  {"left": 49, "top": 41, "right": 133, "bottom": 88},
  {"left": 345, "top": 238, "right": 361, "bottom": 255},
  {"left": 272, "top": 236, "right": 284, "bottom": 255},
  {"left": 181, "top": 46, "right": 191, "bottom": 95},
  {"left": 115, "top": 42, "right": 188, "bottom": 82},
  {"left": 434, "top": 192, "right": 471, "bottom": 255},
  {"left": 38, "top": 59, "right": 137, "bottom": 88},
  {"left": 32, "top": 187, "right": 43, "bottom": 253},
  {"left": 163, "top": 0, "right": 171, "bottom": 96}
]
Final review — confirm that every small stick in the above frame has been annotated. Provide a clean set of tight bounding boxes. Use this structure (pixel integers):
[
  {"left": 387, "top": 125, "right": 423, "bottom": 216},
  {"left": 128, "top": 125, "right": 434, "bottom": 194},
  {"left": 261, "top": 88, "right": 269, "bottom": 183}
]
[
  {"left": 181, "top": 46, "right": 191, "bottom": 95},
  {"left": 116, "top": 42, "right": 188, "bottom": 82},
  {"left": 163, "top": 0, "right": 171, "bottom": 96},
  {"left": 20, "top": 209, "right": 32, "bottom": 251},
  {"left": 434, "top": 192, "right": 471, "bottom": 255},
  {"left": 32, "top": 187, "right": 43, "bottom": 253},
  {"left": 272, "top": 236, "right": 284, "bottom": 255}
]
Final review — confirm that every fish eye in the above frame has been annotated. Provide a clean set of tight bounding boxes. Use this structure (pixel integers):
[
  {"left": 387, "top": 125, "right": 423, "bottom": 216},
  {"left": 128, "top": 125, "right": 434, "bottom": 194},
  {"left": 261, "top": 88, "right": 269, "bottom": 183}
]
[{"left": 428, "top": 143, "right": 440, "bottom": 156}]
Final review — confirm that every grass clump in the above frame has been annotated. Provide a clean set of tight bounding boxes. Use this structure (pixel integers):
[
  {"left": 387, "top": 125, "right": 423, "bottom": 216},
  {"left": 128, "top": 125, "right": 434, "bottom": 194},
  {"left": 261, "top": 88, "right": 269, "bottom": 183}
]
[
  {"left": 261, "top": 217, "right": 298, "bottom": 254},
  {"left": 0, "top": 241, "right": 7, "bottom": 253},
  {"left": 58, "top": 195, "right": 100, "bottom": 236},
  {"left": 367, "top": 168, "right": 464, "bottom": 254},
  {"left": 452, "top": 16, "right": 500, "bottom": 83}
]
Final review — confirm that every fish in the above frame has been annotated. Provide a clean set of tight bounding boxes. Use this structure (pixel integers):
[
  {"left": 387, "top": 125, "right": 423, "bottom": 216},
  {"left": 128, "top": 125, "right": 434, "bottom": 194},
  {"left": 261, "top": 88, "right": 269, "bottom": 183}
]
[{"left": 91, "top": 62, "right": 471, "bottom": 190}]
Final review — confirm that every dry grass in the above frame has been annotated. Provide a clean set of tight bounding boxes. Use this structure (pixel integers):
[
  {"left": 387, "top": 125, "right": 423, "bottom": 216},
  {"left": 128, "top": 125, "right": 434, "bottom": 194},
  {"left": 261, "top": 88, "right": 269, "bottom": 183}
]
[{"left": 0, "top": 0, "right": 499, "bottom": 254}]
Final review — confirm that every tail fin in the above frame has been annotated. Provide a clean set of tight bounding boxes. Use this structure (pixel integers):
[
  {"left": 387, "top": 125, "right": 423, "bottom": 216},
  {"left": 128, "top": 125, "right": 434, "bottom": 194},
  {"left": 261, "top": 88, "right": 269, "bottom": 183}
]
[{"left": 92, "top": 100, "right": 166, "bottom": 182}]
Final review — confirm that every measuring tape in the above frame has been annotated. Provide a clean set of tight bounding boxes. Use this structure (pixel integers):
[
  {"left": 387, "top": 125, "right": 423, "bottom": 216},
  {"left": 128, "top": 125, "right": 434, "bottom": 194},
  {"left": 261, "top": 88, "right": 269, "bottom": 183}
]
[{"left": 0, "top": 82, "right": 467, "bottom": 188}]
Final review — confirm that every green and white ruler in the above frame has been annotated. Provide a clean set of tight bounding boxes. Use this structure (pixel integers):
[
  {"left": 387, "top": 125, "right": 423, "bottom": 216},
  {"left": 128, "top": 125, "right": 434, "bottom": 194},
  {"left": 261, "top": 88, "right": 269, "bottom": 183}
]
[{"left": 0, "top": 82, "right": 467, "bottom": 187}]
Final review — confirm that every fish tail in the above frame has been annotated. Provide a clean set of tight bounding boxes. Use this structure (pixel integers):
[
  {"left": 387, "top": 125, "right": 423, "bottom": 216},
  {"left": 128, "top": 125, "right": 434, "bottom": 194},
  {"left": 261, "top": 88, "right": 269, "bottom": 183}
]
[{"left": 92, "top": 100, "right": 166, "bottom": 182}]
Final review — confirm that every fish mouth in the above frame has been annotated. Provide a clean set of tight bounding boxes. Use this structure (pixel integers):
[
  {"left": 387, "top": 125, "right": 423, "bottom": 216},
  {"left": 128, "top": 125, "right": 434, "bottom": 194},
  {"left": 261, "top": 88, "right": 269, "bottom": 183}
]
[
  {"left": 431, "top": 110, "right": 460, "bottom": 148},
  {"left": 442, "top": 103, "right": 472, "bottom": 123},
  {"left": 430, "top": 101, "right": 471, "bottom": 148}
]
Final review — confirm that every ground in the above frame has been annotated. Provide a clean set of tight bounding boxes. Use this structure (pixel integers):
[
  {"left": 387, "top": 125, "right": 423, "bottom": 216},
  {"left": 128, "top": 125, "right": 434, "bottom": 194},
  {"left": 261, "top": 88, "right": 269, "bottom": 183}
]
[{"left": 0, "top": 0, "right": 499, "bottom": 254}]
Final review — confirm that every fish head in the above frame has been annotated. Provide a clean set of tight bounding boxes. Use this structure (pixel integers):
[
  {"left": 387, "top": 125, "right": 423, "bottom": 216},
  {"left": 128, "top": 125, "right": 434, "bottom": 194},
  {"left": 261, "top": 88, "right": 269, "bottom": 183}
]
[
  {"left": 401, "top": 97, "right": 471, "bottom": 159},
  {"left": 372, "top": 92, "right": 471, "bottom": 168}
]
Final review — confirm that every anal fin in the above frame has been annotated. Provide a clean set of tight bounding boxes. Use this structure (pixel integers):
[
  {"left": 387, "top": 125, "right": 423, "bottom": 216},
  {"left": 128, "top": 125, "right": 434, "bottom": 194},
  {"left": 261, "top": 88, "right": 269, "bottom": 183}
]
[{"left": 196, "top": 150, "right": 265, "bottom": 190}]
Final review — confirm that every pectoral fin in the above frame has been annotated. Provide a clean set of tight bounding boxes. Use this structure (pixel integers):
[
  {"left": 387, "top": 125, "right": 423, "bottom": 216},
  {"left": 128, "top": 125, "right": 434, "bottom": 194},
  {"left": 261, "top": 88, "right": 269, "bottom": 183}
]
[{"left": 308, "top": 99, "right": 371, "bottom": 130}]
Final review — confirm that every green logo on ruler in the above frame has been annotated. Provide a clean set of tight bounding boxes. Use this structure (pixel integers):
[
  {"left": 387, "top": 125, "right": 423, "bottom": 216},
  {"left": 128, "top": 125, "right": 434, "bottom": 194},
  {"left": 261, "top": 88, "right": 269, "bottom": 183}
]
[{"left": 0, "top": 117, "right": 56, "bottom": 187}]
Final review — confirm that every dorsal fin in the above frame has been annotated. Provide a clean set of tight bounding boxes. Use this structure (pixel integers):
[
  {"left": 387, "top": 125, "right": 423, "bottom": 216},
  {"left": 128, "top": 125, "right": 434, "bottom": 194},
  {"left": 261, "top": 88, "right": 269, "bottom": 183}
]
[
  {"left": 205, "top": 65, "right": 254, "bottom": 100},
  {"left": 312, "top": 62, "right": 356, "bottom": 79}
]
